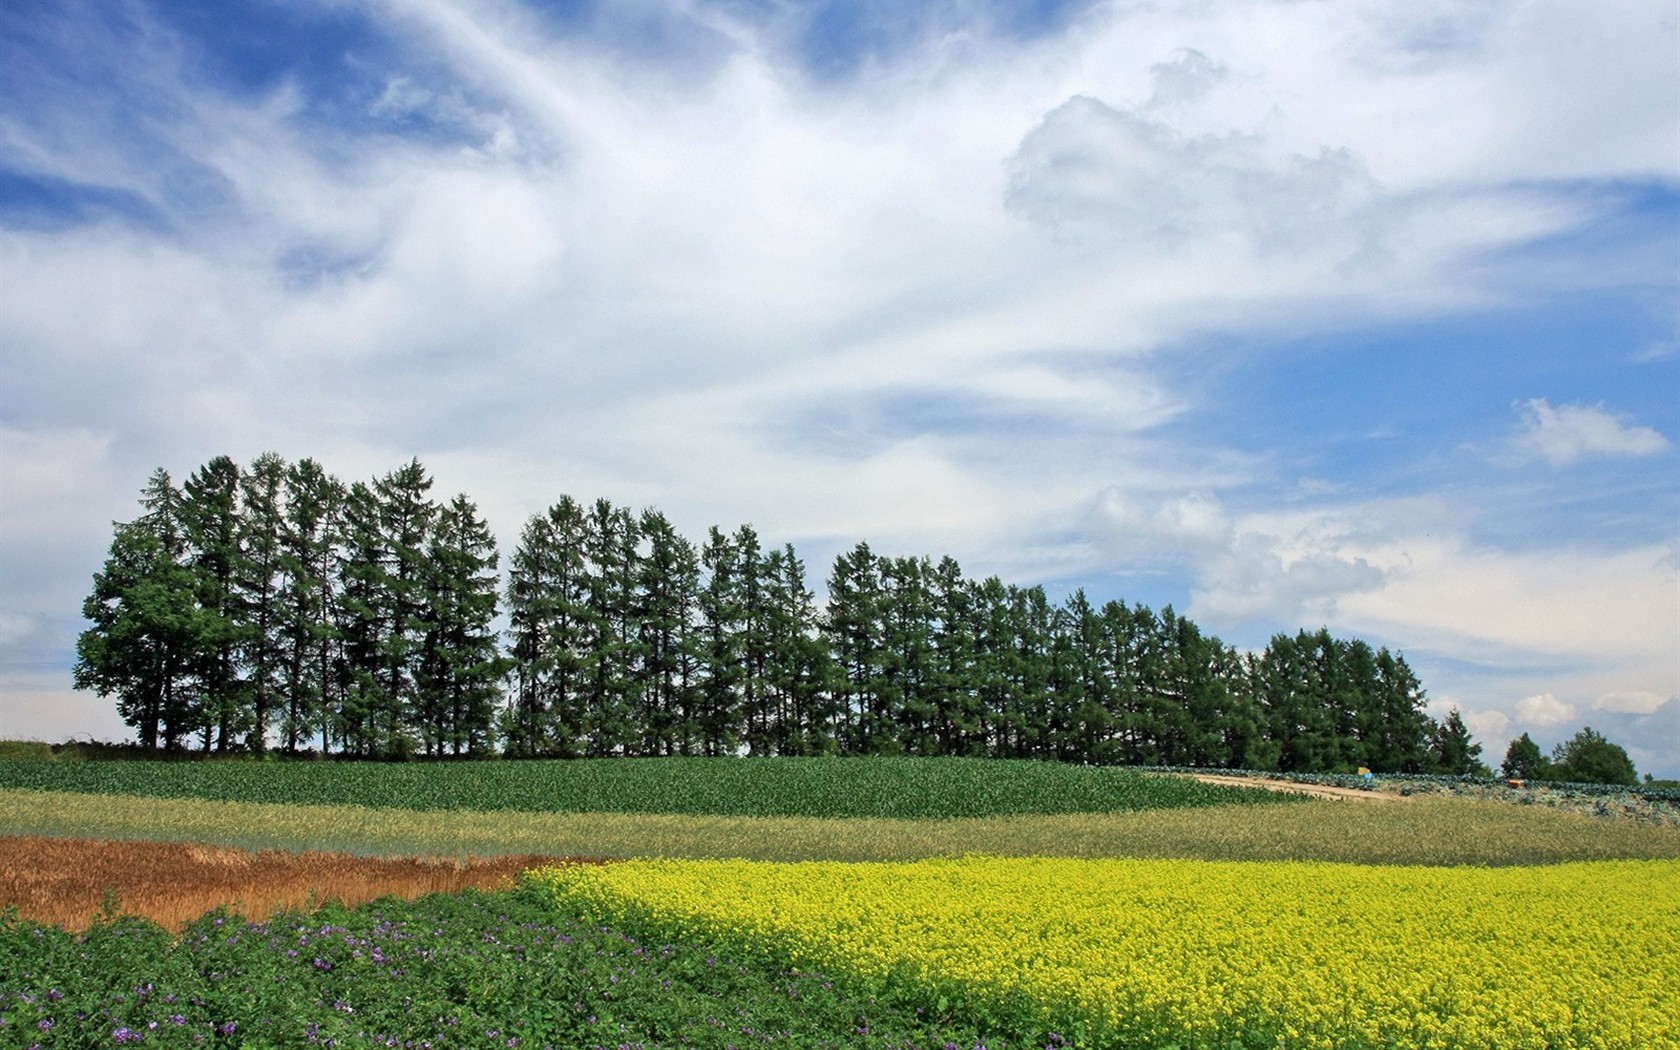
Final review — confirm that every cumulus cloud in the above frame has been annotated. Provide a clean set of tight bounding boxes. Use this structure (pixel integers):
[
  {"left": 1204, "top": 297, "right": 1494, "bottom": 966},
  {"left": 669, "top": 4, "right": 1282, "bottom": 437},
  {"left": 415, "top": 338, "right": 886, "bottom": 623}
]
[
  {"left": 1508, "top": 399, "right": 1670, "bottom": 466},
  {"left": 1003, "top": 94, "right": 1384, "bottom": 264},
  {"left": 1459, "top": 707, "right": 1511, "bottom": 741},
  {"left": 1515, "top": 692, "right": 1576, "bottom": 727}
]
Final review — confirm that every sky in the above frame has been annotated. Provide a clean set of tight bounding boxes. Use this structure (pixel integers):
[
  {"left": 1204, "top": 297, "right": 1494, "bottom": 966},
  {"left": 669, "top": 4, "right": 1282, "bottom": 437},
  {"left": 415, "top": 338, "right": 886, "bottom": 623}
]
[{"left": 1, "top": 0, "right": 1676, "bottom": 776}]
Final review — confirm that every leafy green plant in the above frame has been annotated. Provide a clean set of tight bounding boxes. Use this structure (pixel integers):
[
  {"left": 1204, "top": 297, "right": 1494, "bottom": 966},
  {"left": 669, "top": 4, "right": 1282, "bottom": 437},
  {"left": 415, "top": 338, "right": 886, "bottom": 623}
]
[{"left": 1, "top": 890, "right": 1042, "bottom": 1049}]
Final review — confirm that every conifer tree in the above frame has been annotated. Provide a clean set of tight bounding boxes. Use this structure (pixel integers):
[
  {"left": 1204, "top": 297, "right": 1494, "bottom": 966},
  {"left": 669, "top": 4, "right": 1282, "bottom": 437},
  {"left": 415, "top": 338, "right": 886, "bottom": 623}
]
[
  {"left": 236, "top": 452, "right": 287, "bottom": 754},
  {"left": 415, "top": 493, "right": 503, "bottom": 755},
  {"left": 181, "top": 456, "right": 248, "bottom": 751},
  {"left": 276, "top": 458, "right": 344, "bottom": 753}
]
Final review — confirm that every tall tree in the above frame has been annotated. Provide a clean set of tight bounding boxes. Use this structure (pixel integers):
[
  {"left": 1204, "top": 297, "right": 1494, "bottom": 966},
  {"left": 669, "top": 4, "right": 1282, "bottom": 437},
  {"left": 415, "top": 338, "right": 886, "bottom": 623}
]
[
  {"left": 275, "top": 458, "right": 344, "bottom": 753},
  {"left": 635, "top": 510, "right": 702, "bottom": 756},
  {"left": 181, "top": 456, "right": 248, "bottom": 751},
  {"left": 236, "top": 452, "right": 287, "bottom": 754},
  {"left": 825, "top": 543, "right": 887, "bottom": 754},
  {"left": 762, "top": 543, "right": 830, "bottom": 755},
  {"left": 927, "top": 557, "right": 985, "bottom": 757},
  {"left": 415, "top": 493, "right": 504, "bottom": 756},
  {"left": 74, "top": 470, "right": 210, "bottom": 751},
  {"left": 503, "top": 497, "right": 591, "bottom": 757},
  {"left": 697, "top": 526, "right": 746, "bottom": 756},
  {"left": 579, "top": 499, "right": 641, "bottom": 756}
]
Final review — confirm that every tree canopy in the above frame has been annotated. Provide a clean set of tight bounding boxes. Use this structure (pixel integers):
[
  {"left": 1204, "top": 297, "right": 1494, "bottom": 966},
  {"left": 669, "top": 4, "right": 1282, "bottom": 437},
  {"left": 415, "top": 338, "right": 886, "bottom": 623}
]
[{"left": 78, "top": 454, "right": 1477, "bottom": 773}]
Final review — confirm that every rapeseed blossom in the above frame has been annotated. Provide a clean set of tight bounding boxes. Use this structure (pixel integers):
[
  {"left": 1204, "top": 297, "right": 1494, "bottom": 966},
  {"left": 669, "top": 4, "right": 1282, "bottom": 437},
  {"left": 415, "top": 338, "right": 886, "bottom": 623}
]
[{"left": 528, "top": 856, "right": 1680, "bottom": 1050}]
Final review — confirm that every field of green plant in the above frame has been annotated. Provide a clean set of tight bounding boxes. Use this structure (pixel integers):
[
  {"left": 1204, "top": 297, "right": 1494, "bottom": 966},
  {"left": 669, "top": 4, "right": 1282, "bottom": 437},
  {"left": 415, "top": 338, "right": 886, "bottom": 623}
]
[
  {"left": 6, "top": 755, "right": 1680, "bottom": 1049},
  {"left": 0, "top": 755, "right": 1279, "bottom": 818},
  {"left": 3, "top": 888, "right": 1011, "bottom": 1049}
]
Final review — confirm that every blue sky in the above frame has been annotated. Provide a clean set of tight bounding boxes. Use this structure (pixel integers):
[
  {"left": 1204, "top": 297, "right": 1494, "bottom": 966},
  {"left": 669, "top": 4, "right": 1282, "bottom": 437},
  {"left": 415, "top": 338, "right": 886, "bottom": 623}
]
[{"left": 2, "top": 0, "right": 1676, "bottom": 775}]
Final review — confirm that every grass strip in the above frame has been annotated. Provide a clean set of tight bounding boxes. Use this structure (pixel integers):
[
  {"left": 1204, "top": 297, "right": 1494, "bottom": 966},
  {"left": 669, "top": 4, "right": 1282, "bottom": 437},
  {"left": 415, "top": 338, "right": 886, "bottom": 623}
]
[{"left": 5, "top": 788, "right": 1678, "bottom": 865}]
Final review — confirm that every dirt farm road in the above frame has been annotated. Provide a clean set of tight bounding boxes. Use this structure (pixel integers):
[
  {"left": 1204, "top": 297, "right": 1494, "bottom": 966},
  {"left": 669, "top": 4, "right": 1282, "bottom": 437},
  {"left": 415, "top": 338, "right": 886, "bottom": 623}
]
[{"left": 1188, "top": 773, "right": 1407, "bottom": 802}]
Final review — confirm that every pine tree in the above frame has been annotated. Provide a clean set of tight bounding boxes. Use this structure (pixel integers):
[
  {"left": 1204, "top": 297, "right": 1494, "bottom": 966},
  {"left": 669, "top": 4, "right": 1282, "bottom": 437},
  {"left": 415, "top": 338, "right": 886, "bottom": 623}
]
[
  {"left": 236, "top": 452, "right": 287, "bottom": 754},
  {"left": 579, "top": 499, "right": 641, "bottom": 756},
  {"left": 698, "top": 526, "right": 747, "bottom": 756},
  {"left": 927, "top": 557, "right": 984, "bottom": 757},
  {"left": 181, "top": 456, "right": 248, "bottom": 751},
  {"left": 762, "top": 544, "right": 830, "bottom": 755},
  {"left": 635, "top": 510, "right": 702, "bottom": 756},
  {"left": 825, "top": 543, "right": 887, "bottom": 754},
  {"left": 1430, "top": 707, "right": 1488, "bottom": 776},
  {"left": 415, "top": 493, "right": 503, "bottom": 756},
  {"left": 276, "top": 458, "right": 344, "bottom": 753},
  {"left": 503, "top": 497, "right": 591, "bottom": 757}
]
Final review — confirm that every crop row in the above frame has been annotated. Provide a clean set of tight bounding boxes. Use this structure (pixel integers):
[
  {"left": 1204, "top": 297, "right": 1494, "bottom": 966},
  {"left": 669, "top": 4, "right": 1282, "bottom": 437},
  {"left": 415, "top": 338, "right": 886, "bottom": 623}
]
[
  {"left": 527, "top": 856, "right": 1680, "bottom": 1050},
  {"left": 0, "top": 756, "right": 1284, "bottom": 819}
]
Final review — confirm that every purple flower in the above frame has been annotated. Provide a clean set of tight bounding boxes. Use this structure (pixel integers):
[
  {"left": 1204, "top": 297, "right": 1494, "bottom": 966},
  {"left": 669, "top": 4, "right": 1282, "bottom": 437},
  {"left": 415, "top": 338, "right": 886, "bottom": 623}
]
[
  {"left": 37, "top": 1019, "right": 53, "bottom": 1031},
  {"left": 218, "top": 1021, "right": 237, "bottom": 1035},
  {"left": 112, "top": 1027, "right": 142, "bottom": 1044}
]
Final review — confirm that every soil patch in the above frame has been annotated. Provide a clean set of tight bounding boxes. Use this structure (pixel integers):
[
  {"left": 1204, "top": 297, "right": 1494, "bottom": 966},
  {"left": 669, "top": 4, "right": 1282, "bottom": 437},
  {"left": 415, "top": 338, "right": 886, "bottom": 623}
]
[{"left": 0, "top": 836, "right": 604, "bottom": 932}]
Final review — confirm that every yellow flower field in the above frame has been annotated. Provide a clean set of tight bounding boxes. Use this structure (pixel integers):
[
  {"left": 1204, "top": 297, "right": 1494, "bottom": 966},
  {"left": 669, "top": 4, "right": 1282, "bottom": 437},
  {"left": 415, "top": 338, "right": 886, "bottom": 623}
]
[{"left": 527, "top": 856, "right": 1680, "bottom": 1050}]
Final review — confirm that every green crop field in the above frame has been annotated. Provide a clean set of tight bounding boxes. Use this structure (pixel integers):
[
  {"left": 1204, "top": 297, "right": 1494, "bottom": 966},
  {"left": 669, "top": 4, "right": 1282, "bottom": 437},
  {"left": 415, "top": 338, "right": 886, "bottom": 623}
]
[
  {"left": 5, "top": 755, "right": 1679, "bottom": 1049},
  {"left": 0, "top": 754, "right": 1283, "bottom": 819}
]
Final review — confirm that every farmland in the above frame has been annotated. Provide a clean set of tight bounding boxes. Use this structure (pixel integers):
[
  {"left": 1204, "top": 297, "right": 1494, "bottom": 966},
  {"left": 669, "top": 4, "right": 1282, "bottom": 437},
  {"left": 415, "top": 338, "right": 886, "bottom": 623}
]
[
  {"left": 5, "top": 756, "right": 1680, "bottom": 1048},
  {"left": 0, "top": 755, "right": 1278, "bottom": 818}
]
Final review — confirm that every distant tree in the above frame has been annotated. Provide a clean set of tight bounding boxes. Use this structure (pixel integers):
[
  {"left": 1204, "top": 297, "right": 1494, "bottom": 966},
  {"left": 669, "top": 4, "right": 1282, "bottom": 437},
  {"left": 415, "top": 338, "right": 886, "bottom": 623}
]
[
  {"left": 1550, "top": 726, "right": 1638, "bottom": 786},
  {"left": 1430, "top": 708, "right": 1490, "bottom": 776},
  {"left": 1500, "top": 732, "right": 1552, "bottom": 780}
]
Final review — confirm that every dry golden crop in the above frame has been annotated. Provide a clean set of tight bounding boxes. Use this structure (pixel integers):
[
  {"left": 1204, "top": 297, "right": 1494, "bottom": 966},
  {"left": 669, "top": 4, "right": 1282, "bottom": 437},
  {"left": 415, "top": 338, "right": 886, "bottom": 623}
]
[
  {"left": 529, "top": 855, "right": 1680, "bottom": 1050},
  {"left": 0, "top": 835, "right": 598, "bottom": 931}
]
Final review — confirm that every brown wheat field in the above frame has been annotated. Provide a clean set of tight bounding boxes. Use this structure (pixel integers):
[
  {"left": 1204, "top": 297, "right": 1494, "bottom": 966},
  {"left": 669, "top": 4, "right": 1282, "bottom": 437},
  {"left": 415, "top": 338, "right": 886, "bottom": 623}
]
[{"left": 0, "top": 835, "right": 602, "bottom": 932}]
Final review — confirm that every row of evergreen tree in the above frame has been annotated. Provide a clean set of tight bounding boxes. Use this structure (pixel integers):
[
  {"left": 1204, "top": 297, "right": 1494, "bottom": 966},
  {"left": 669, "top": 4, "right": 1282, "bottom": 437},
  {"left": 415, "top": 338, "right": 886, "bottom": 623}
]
[{"left": 76, "top": 455, "right": 1483, "bottom": 773}]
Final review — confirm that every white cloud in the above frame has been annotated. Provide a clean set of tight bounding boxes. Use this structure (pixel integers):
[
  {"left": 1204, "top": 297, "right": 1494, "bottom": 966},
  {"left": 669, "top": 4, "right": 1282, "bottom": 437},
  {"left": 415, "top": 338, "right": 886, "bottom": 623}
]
[
  {"left": 1515, "top": 692, "right": 1576, "bottom": 727},
  {"left": 1003, "top": 94, "right": 1385, "bottom": 266},
  {"left": 1594, "top": 690, "right": 1670, "bottom": 716},
  {"left": 1509, "top": 399, "right": 1670, "bottom": 466},
  {"left": 1460, "top": 707, "right": 1511, "bottom": 741}
]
